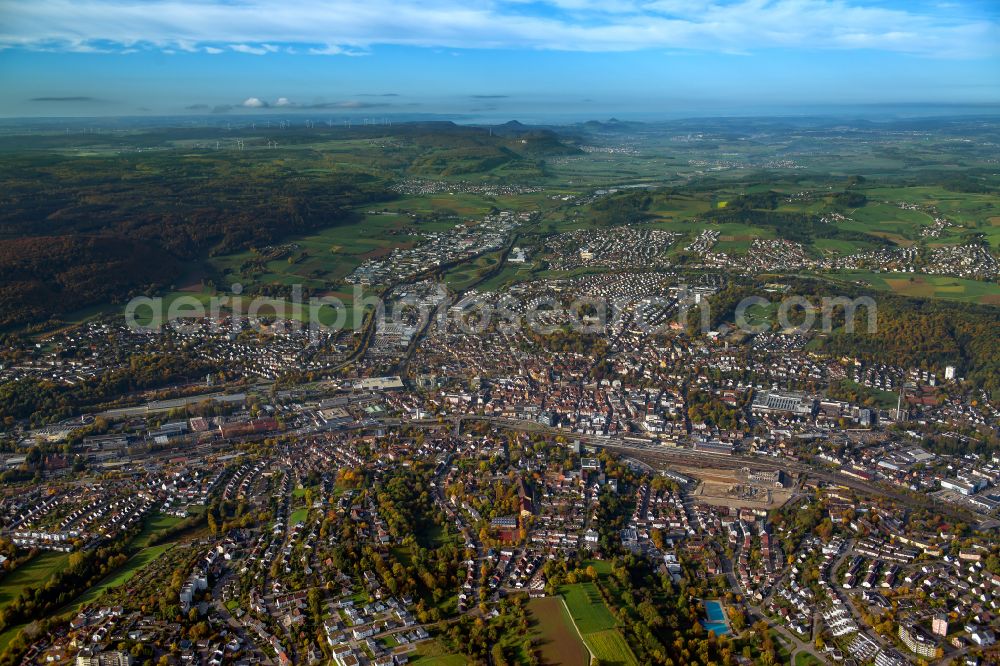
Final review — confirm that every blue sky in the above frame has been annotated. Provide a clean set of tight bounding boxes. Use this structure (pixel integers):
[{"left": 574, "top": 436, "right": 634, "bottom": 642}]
[{"left": 1, "top": 0, "right": 998, "bottom": 118}]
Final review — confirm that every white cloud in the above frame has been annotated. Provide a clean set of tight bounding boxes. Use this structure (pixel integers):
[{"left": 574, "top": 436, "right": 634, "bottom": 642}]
[
  {"left": 308, "top": 44, "right": 342, "bottom": 55},
  {"left": 0, "top": 0, "right": 996, "bottom": 58},
  {"left": 307, "top": 44, "right": 367, "bottom": 56},
  {"left": 274, "top": 97, "right": 292, "bottom": 106},
  {"left": 204, "top": 46, "right": 223, "bottom": 54},
  {"left": 241, "top": 96, "right": 267, "bottom": 107},
  {"left": 229, "top": 43, "right": 269, "bottom": 55}
]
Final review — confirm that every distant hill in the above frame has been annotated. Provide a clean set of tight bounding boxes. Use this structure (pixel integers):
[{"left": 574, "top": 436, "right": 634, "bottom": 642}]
[
  {"left": 406, "top": 125, "right": 581, "bottom": 176},
  {"left": 0, "top": 146, "right": 388, "bottom": 327},
  {"left": 0, "top": 121, "right": 582, "bottom": 327},
  {"left": 579, "top": 118, "right": 643, "bottom": 133},
  {"left": 503, "top": 130, "right": 582, "bottom": 156}
]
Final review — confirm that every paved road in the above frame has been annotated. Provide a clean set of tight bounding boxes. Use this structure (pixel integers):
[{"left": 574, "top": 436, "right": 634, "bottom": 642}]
[
  {"left": 824, "top": 540, "right": 894, "bottom": 654},
  {"left": 211, "top": 571, "right": 272, "bottom": 665},
  {"left": 715, "top": 541, "right": 827, "bottom": 665}
]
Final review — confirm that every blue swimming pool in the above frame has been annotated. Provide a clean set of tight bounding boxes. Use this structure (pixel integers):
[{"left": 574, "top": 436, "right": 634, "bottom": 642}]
[{"left": 701, "top": 600, "right": 730, "bottom": 635}]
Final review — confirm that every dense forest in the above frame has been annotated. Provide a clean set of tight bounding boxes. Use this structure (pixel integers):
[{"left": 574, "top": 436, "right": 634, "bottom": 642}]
[
  {"left": 817, "top": 296, "right": 1000, "bottom": 395},
  {"left": 0, "top": 235, "right": 178, "bottom": 327},
  {"left": 0, "top": 150, "right": 391, "bottom": 327},
  {"left": 703, "top": 205, "right": 888, "bottom": 247},
  {"left": 702, "top": 278, "right": 1000, "bottom": 395},
  {"left": 588, "top": 191, "right": 654, "bottom": 227}
]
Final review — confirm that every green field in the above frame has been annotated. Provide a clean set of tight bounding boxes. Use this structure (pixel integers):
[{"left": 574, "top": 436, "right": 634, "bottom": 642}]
[
  {"left": 813, "top": 237, "right": 880, "bottom": 255},
  {"left": 197, "top": 184, "right": 558, "bottom": 300},
  {"left": 584, "top": 628, "right": 640, "bottom": 666},
  {"left": 582, "top": 559, "right": 613, "bottom": 576},
  {"left": 0, "top": 552, "right": 69, "bottom": 612},
  {"left": 832, "top": 379, "right": 901, "bottom": 409},
  {"left": 0, "top": 625, "right": 22, "bottom": 654},
  {"left": 442, "top": 251, "right": 504, "bottom": 291},
  {"left": 839, "top": 201, "right": 936, "bottom": 245},
  {"left": 64, "top": 544, "right": 172, "bottom": 613},
  {"left": 206, "top": 212, "right": 421, "bottom": 290},
  {"left": 560, "top": 582, "right": 617, "bottom": 634},
  {"left": 169, "top": 179, "right": 1000, "bottom": 318},
  {"left": 711, "top": 222, "right": 777, "bottom": 254},
  {"left": 559, "top": 582, "right": 639, "bottom": 666},
  {"left": 864, "top": 186, "right": 1000, "bottom": 249},
  {"left": 409, "top": 639, "right": 467, "bottom": 665},
  {"left": 133, "top": 513, "right": 184, "bottom": 548},
  {"left": 740, "top": 300, "right": 780, "bottom": 327},
  {"left": 407, "top": 655, "right": 466, "bottom": 666},
  {"left": 138, "top": 186, "right": 555, "bottom": 330},
  {"left": 54, "top": 512, "right": 191, "bottom": 614},
  {"left": 0, "top": 552, "right": 71, "bottom": 658},
  {"left": 476, "top": 262, "right": 535, "bottom": 293},
  {"left": 391, "top": 546, "right": 414, "bottom": 568},
  {"left": 526, "top": 597, "right": 590, "bottom": 666},
  {"left": 290, "top": 508, "right": 309, "bottom": 525},
  {"left": 825, "top": 270, "right": 1000, "bottom": 305},
  {"left": 0, "top": 513, "right": 186, "bottom": 654}
]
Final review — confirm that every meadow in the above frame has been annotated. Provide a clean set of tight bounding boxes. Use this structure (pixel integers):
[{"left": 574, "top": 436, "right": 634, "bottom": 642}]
[
  {"left": 560, "top": 581, "right": 617, "bottom": 634},
  {"left": 133, "top": 514, "right": 184, "bottom": 547},
  {"left": 826, "top": 270, "right": 1000, "bottom": 305},
  {"left": 0, "top": 552, "right": 69, "bottom": 614},
  {"left": 559, "top": 581, "right": 640, "bottom": 666},
  {"left": 409, "top": 639, "right": 468, "bottom": 665}
]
